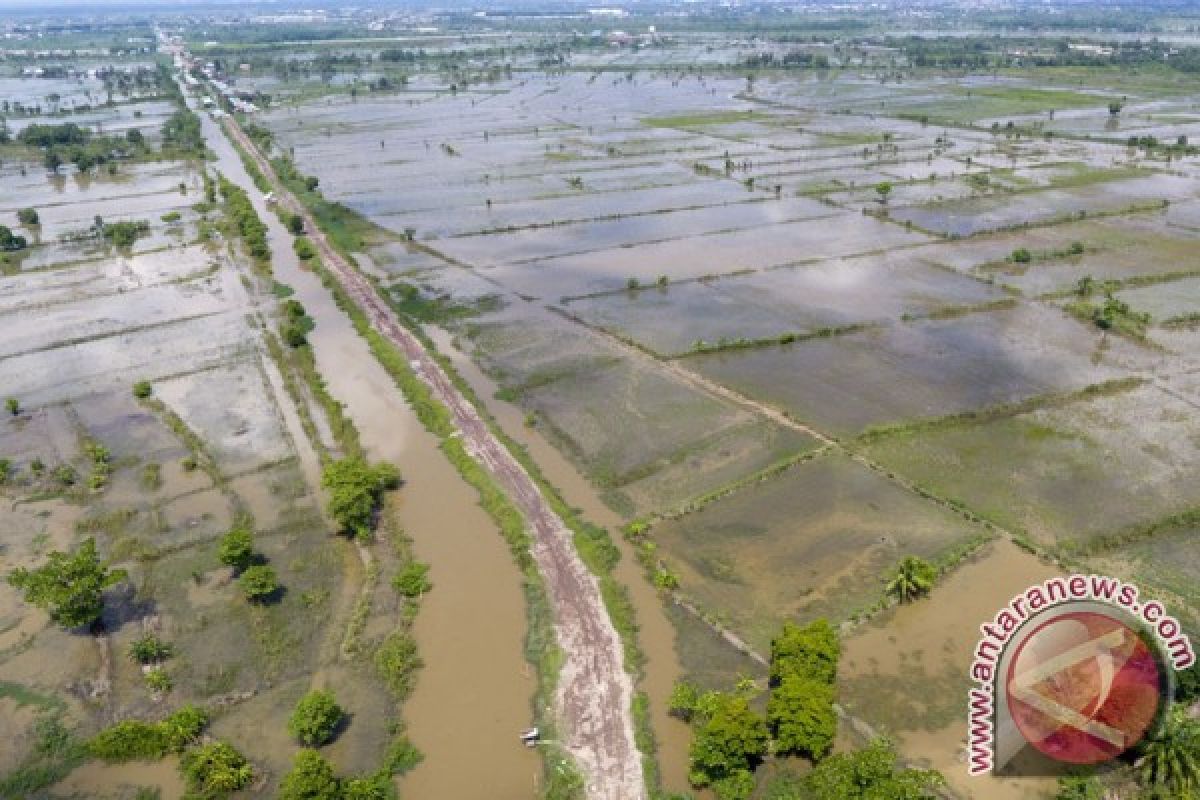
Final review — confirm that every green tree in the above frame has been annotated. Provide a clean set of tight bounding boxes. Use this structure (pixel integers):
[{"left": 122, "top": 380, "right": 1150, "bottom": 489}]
[
  {"left": 803, "top": 738, "right": 944, "bottom": 799},
  {"left": 180, "top": 740, "right": 253, "bottom": 796},
  {"left": 688, "top": 693, "right": 769, "bottom": 789},
  {"left": 1054, "top": 773, "right": 1104, "bottom": 800},
  {"left": 769, "top": 619, "right": 840, "bottom": 686},
  {"left": 1139, "top": 707, "right": 1200, "bottom": 794},
  {"left": 132, "top": 380, "right": 153, "bottom": 399},
  {"left": 217, "top": 527, "right": 255, "bottom": 572},
  {"left": 767, "top": 674, "right": 837, "bottom": 759},
  {"left": 0, "top": 226, "right": 25, "bottom": 251},
  {"left": 392, "top": 562, "right": 432, "bottom": 598},
  {"left": 885, "top": 556, "right": 937, "bottom": 604},
  {"left": 288, "top": 689, "right": 345, "bottom": 747},
  {"left": 239, "top": 564, "right": 279, "bottom": 603},
  {"left": 16, "top": 207, "right": 38, "bottom": 226},
  {"left": 287, "top": 213, "right": 305, "bottom": 235},
  {"left": 1012, "top": 247, "right": 1032, "bottom": 264},
  {"left": 7, "top": 538, "right": 126, "bottom": 629},
  {"left": 4, "top": 397, "right": 17, "bottom": 415},
  {"left": 1108, "top": 100, "right": 1124, "bottom": 116},
  {"left": 668, "top": 680, "right": 702, "bottom": 722},
  {"left": 279, "top": 749, "right": 340, "bottom": 800},
  {"left": 342, "top": 774, "right": 394, "bottom": 799},
  {"left": 875, "top": 182, "right": 893, "bottom": 203},
  {"left": 321, "top": 458, "right": 401, "bottom": 539},
  {"left": 128, "top": 633, "right": 173, "bottom": 664}
]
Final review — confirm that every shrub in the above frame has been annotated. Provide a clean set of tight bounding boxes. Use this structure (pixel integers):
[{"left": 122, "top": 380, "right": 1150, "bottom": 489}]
[
  {"left": 288, "top": 690, "right": 345, "bottom": 747},
  {"left": 180, "top": 741, "right": 252, "bottom": 796},
  {"left": 392, "top": 562, "right": 431, "bottom": 598},
  {"left": 769, "top": 619, "right": 840, "bottom": 686},
  {"left": 128, "top": 633, "right": 173, "bottom": 664},
  {"left": 7, "top": 538, "right": 126, "bottom": 629},
  {"left": 294, "top": 237, "right": 316, "bottom": 260},
  {"left": 88, "top": 721, "right": 169, "bottom": 761},
  {"left": 239, "top": 565, "right": 279, "bottom": 603},
  {"left": 88, "top": 706, "right": 207, "bottom": 762},
  {"left": 217, "top": 527, "right": 255, "bottom": 571},
  {"left": 54, "top": 465, "right": 77, "bottom": 486},
  {"left": 279, "top": 750, "right": 340, "bottom": 800},
  {"left": 102, "top": 220, "right": 150, "bottom": 248},
  {"left": 321, "top": 458, "right": 401, "bottom": 539},
  {"left": 144, "top": 668, "right": 172, "bottom": 692},
  {"left": 375, "top": 632, "right": 421, "bottom": 698},
  {"left": 160, "top": 705, "right": 208, "bottom": 750}
]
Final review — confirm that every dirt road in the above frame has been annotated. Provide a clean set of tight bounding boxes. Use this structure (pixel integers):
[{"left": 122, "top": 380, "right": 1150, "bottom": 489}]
[{"left": 221, "top": 118, "right": 645, "bottom": 800}]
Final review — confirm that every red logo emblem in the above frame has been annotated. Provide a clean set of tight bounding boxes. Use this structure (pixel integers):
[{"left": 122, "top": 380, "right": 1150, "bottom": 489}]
[{"left": 1006, "top": 611, "right": 1163, "bottom": 764}]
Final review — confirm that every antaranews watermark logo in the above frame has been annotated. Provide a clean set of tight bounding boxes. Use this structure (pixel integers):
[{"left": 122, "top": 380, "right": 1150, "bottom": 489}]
[{"left": 967, "top": 574, "right": 1194, "bottom": 776}]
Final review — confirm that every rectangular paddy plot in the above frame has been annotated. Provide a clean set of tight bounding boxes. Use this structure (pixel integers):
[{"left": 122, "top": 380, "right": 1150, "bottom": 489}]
[
  {"left": 465, "top": 309, "right": 817, "bottom": 515},
  {"left": 1093, "top": 526, "right": 1200, "bottom": 629},
  {"left": 921, "top": 214, "right": 1200, "bottom": 296},
  {"left": 433, "top": 196, "right": 834, "bottom": 268},
  {"left": 650, "top": 452, "right": 985, "bottom": 652},
  {"left": 686, "top": 304, "right": 1151, "bottom": 437},
  {"left": 889, "top": 173, "right": 1195, "bottom": 237},
  {"left": 483, "top": 210, "right": 930, "bottom": 301},
  {"left": 864, "top": 380, "right": 1200, "bottom": 550},
  {"left": 561, "top": 252, "right": 1008, "bottom": 357}
]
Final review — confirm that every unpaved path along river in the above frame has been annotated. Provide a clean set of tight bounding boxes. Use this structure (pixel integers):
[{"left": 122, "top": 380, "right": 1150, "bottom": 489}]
[
  {"left": 221, "top": 116, "right": 646, "bottom": 800},
  {"left": 194, "top": 103, "right": 537, "bottom": 797}
]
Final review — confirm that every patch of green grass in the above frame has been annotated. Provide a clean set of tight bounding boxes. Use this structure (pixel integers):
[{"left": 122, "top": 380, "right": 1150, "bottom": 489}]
[{"left": 643, "top": 110, "right": 769, "bottom": 129}]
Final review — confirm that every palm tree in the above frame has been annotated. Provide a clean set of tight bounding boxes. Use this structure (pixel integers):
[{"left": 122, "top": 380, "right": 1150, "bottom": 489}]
[
  {"left": 885, "top": 556, "right": 937, "bottom": 603},
  {"left": 1139, "top": 707, "right": 1200, "bottom": 794}
]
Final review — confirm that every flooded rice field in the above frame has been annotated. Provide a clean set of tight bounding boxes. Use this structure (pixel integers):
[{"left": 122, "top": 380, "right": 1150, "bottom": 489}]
[
  {"left": 5, "top": 26, "right": 1200, "bottom": 800},
  {"left": 254, "top": 58, "right": 1200, "bottom": 798}
]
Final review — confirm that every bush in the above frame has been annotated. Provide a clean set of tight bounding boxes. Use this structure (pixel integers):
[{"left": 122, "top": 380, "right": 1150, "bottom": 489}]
[
  {"left": 392, "top": 562, "right": 432, "bottom": 598},
  {"left": 293, "top": 237, "right": 317, "bottom": 260},
  {"left": 160, "top": 211, "right": 182, "bottom": 223},
  {"left": 217, "top": 527, "right": 255, "bottom": 571},
  {"left": 321, "top": 458, "right": 402, "bottom": 539},
  {"left": 767, "top": 674, "right": 837, "bottom": 759},
  {"left": 132, "top": 380, "right": 153, "bottom": 399},
  {"left": 159, "top": 705, "right": 208, "bottom": 750},
  {"left": 88, "top": 706, "right": 208, "bottom": 762},
  {"left": 7, "top": 538, "right": 126, "bottom": 629},
  {"left": 239, "top": 565, "right": 279, "bottom": 602},
  {"left": 342, "top": 775, "right": 395, "bottom": 799},
  {"left": 88, "top": 721, "right": 169, "bottom": 761},
  {"left": 769, "top": 619, "right": 840, "bottom": 686},
  {"left": 279, "top": 750, "right": 340, "bottom": 800},
  {"left": 1011, "top": 247, "right": 1032, "bottom": 263},
  {"left": 102, "top": 220, "right": 150, "bottom": 248},
  {"left": 0, "top": 225, "right": 27, "bottom": 251},
  {"left": 375, "top": 631, "right": 421, "bottom": 699},
  {"left": 144, "top": 668, "right": 172, "bottom": 692},
  {"left": 128, "top": 633, "right": 173, "bottom": 664},
  {"left": 287, "top": 690, "right": 345, "bottom": 747},
  {"left": 17, "top": 208, "right": 39, "bottom": 226},
  {"left": 180, "top": 741, "right": 252, "bottom": 796}
]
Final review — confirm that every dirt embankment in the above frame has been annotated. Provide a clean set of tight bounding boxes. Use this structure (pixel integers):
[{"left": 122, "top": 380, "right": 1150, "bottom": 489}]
[{"left": 221, "top": 118, "right": 646, "bottom": 800}]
